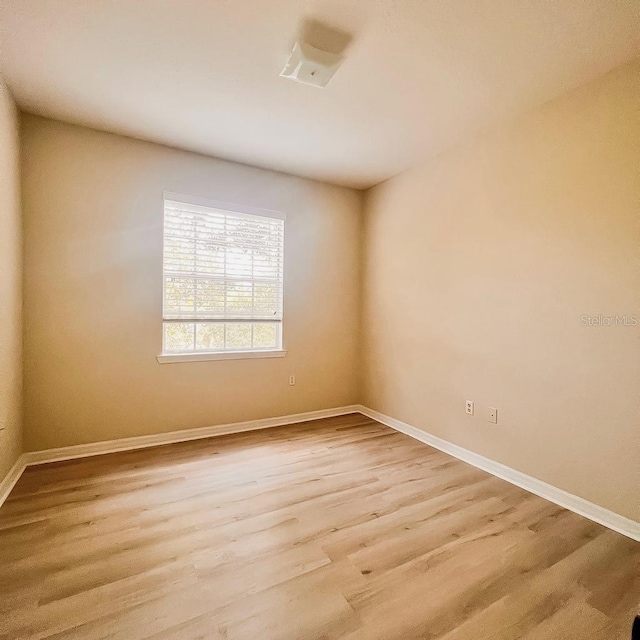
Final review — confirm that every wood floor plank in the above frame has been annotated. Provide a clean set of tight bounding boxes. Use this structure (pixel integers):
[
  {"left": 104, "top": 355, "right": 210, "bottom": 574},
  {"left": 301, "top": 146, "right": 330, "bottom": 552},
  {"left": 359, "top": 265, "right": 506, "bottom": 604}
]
[{"left": 0, "top": 413, "right": 637, "bottom": 639}]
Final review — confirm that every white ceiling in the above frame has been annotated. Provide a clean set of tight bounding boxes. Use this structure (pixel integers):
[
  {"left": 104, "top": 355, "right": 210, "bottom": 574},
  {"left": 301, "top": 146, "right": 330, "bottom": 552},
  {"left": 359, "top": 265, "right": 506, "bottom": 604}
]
[{"left": 1, "top": 1, "right": 639, "bottom": 189}]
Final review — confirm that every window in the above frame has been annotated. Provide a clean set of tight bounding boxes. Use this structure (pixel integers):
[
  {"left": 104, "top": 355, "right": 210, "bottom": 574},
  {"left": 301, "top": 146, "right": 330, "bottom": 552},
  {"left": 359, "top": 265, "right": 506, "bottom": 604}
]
[{"left": 160, "top": 194, "right": 285, "bottom": 361}]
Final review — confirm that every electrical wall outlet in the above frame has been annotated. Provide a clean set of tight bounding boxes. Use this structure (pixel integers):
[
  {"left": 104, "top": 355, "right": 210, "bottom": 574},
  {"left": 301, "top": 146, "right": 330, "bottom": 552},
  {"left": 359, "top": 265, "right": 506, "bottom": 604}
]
[
  {"left": 289, "top": 375, "right": 296, "bottom": 386},
  {"left": 465, "top": 400, "right": 474, "bottom": 415},
  {"left": 489, "top": 407, "right": 498, "bottom": 424}
]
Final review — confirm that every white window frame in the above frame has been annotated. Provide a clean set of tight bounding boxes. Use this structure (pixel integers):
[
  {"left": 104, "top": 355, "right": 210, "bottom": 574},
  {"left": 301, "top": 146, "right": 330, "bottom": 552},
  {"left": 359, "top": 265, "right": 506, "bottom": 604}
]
[{"left": 157, "top": 192, "right": 286, "bottom": 363}]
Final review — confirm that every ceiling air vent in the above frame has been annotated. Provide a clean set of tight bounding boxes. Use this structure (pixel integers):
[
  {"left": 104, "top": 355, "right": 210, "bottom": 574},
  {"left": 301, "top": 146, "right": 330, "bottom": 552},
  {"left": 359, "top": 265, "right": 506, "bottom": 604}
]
[{"left": 280, "top": 42, "right": 343, "bottom": 88}]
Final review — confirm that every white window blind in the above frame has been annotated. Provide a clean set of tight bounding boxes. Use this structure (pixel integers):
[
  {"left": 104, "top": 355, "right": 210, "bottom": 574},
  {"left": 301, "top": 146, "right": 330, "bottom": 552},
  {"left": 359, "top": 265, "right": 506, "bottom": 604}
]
[{"left": 162, "top": 196, "right": 285, "bottom": 354}]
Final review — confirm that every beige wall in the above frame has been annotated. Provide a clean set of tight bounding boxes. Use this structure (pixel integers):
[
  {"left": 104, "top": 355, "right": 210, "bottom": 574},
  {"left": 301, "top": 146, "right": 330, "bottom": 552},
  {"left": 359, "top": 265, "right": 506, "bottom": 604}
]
[
  {"left": 16, "top": 60, "right": 640, "bottom": 521},
  {"left": 21, "top": 116, "right": 362, "bottom": 451},
  {"left": 362, "top": 59, "right": 640, "bottom": 521},
  {"left": 0, "top": 80, "right": 23, "bottom": 480}
]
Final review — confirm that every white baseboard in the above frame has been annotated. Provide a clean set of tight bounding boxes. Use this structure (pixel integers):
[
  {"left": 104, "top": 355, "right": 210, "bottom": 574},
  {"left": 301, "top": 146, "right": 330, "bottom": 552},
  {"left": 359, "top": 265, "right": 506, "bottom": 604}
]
[
  {"left": 4, "top": 403, "right": 638, "bottom": 543},
  {"left": 357, "top": 405, "right": 640, "bottom": 542},
  {"left": 0, "top": 405, "right": 361, "bottom": 508},
  {"left": 0, "top": 454, "right": 27, "bottom": 508},
  {"left": 22, "top": 405, "right": 362, "bottom": 466}
]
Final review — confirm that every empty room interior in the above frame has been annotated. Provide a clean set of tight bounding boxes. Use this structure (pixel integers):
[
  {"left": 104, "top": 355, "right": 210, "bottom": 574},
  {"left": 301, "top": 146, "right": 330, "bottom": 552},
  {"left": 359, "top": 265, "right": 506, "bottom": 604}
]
[{"left": 1, "top": 1, "right": 639, "bottom": 639}]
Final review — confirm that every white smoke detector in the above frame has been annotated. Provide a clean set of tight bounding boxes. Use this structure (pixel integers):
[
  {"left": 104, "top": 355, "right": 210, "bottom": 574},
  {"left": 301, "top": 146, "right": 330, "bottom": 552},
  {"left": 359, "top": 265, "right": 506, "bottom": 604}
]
[{"left": 280, "top": 42, "right": 343, "bottom": 88}]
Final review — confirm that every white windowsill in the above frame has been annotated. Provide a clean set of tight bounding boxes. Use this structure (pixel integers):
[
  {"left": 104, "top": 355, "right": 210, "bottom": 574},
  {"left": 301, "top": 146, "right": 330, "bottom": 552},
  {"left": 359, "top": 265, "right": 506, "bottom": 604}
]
[{"left": 156, "top": 349, "right": 287, "bottom": 364}]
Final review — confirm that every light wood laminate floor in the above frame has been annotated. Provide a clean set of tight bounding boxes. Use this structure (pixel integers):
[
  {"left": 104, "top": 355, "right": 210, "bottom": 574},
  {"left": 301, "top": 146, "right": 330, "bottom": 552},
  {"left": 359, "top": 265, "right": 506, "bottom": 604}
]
[{"left": 0, "top": 413, "right": 638, "bottom": 639}]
